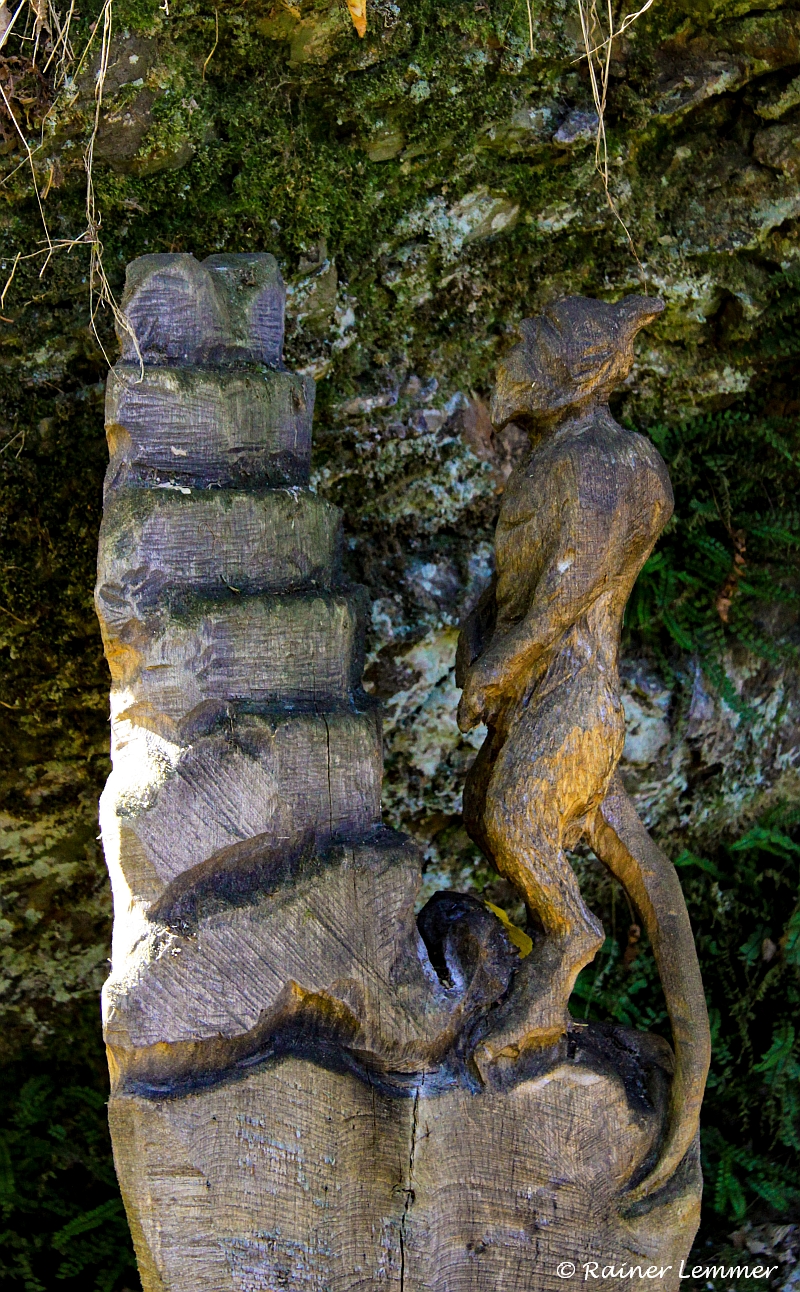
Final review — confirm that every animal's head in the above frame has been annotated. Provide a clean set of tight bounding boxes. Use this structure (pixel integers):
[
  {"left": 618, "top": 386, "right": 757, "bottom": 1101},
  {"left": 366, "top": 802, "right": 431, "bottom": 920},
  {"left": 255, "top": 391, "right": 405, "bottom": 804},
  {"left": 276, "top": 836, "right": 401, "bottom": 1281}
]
[{"left": 490, "top": 294, "right": 665, "bottom": 433}]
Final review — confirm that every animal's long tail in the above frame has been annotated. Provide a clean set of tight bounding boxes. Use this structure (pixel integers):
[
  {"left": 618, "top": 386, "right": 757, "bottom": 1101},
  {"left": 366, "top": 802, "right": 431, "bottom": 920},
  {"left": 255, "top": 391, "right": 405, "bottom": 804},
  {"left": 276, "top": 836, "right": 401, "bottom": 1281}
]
[{"left": 588, "top": 774, "right": 711, "bottom": 1204}]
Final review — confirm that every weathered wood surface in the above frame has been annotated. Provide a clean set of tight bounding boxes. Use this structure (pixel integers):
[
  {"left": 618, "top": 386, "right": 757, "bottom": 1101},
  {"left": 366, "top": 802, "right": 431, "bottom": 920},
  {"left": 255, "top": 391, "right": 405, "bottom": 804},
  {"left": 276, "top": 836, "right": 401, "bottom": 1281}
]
[
  {"left": 100, "top": 709, "right": 383, "bottom": 969},
  {"left": 98, "top": 488, "right": 341, "bottom": 601},
  {"left": 101, "top": 589, "right": 366, "bottom": 722},
  {"left": 103, "top": 829, "right": 528, "bottom": 1092},
  {"left": 103, "top": 711, "right": 382, "bottom": 880},
  {"left": 118, "top": 251, "right": 285, "bottom": 366},
  {"left": 106, "top": 365, "right": 313, "bottom": 490},
  {"left": 97, "top": 257, "right": 704, "bottom": 1292},
  {"left": 110, "top": 1051, "right": 700, "bottom": 1292}
]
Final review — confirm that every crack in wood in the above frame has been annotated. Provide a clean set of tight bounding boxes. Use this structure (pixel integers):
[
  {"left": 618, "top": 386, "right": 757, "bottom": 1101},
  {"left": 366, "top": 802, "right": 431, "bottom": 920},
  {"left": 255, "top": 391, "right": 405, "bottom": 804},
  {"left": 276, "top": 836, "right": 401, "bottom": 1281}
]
[{"left": 399, "top": 1088, "right": 420, "bottom": 1292}]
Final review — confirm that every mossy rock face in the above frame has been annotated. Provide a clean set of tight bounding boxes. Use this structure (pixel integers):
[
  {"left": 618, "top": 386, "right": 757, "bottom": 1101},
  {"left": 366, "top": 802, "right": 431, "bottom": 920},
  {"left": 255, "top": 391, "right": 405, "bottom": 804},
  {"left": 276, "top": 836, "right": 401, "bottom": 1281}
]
[{"left": 1, "top": 0, "right": 800, "bottom": 1285}]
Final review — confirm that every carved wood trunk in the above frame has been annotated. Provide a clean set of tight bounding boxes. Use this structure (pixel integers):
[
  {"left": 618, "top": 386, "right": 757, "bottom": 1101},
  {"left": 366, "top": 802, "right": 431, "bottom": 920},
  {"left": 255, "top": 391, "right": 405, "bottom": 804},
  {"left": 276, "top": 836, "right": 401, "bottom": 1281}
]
[{"left": 97, "top": 254, "right": 703, "bottom": 1292}]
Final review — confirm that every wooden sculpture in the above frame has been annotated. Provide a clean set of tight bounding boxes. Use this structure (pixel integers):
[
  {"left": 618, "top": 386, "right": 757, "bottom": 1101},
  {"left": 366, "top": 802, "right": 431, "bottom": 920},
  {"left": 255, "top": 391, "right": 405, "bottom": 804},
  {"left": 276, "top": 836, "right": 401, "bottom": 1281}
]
[
  {"left": 96, "top": 261, "right": 709, "bottom": 1292},
  {"left": 456, "top": 295, "right": 711, "bottom": 1203}
]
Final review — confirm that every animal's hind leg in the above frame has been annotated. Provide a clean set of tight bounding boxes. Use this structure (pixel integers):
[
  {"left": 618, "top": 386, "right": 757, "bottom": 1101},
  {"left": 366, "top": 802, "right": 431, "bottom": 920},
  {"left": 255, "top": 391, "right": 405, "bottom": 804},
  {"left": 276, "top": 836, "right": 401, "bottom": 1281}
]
[{"left": 479, "top": 718, "right": 606, "bottom": 1053}]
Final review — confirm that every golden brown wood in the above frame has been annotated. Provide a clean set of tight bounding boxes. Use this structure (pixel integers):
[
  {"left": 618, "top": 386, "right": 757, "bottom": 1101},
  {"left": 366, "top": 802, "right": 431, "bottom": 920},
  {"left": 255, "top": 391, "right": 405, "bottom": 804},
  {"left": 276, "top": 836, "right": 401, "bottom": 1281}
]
[{"left": 456, "top": 294, "right": 711, "bottom": 1202}]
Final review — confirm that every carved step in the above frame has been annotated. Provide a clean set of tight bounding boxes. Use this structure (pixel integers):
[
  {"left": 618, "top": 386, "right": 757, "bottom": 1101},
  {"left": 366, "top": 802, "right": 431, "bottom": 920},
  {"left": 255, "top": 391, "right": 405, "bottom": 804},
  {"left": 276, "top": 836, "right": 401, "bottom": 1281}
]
[
  {"left": 103, "top": 591, "right": 367, "bottom": 725},
  {"left": 105, "top": 364, "right": 314, "bottom": 492},
  {"left": 97, "top": 489, "right": 341, "bottom": 616},
  {"left": 119, "top": 252, "right": 285, "bottom": 367},
  {"left": 102, "top": 829, "right": 516, "bottom": 1087},
  {"left": 100, "top": 708, "right": 382, "bottom": 910}
]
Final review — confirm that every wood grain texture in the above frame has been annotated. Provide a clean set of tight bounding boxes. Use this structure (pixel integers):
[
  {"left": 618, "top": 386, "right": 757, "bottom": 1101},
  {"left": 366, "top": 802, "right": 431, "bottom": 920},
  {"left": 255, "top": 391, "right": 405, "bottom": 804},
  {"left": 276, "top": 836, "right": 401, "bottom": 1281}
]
[
  {"left": 103, "top": 829, "right": 522, "bottom": 1091},
  {"left": 118, "top": 251, "right": 285, "bottom": 367},
  {"left": 119, "top": 253, "right": 230, "bottom": 366},
  {"left": 110, "top": 1050, "right": 700, "bottom": 1292},
  {"left": 457, "top": 295, "right": 710, "bottom": 1202},
  {"left": 99, "top": 708, "right": 383, "bottom": 967},
  {"left": 98, "top": 260, "right": 703, "bottom": 1290},
  {"left": 98, "top": 488, "right": 342, "bottom": 606},
  {"left": 204, "top": 253, "right": 285, "bottom": 366},
  {"left": 106, "top": 364, "right": 314, "bottom": 491},
  {"left": 101, "top": 590, "right": 367, "bottom": 724}
]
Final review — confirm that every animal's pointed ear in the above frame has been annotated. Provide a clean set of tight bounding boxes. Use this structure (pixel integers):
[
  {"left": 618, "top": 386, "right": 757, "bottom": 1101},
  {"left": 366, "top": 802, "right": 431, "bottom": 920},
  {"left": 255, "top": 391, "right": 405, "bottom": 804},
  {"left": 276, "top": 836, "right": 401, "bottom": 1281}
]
[{"left": 616, "top": 295, "right": 665, "bottom": 342}]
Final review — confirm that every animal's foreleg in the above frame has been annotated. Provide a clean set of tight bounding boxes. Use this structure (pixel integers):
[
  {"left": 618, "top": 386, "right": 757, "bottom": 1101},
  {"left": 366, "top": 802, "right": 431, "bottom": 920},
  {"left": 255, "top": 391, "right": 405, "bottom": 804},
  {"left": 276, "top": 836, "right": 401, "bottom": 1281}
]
[
  {"left": 462, "top": 724, "right": 502, "bottom": 868},
  {"left": 588, "top": 774, "right": 711, "bottom": 1204}
]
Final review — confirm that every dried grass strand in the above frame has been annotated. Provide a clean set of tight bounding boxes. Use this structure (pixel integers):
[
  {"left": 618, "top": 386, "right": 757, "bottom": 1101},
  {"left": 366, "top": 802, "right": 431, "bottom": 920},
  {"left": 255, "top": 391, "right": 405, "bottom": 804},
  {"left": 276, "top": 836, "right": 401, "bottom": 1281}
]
[
  {"left": 524, "top": 0, "right": 534, "bottom": 56},
  {"left": 575, "top": 0, "right": 647, "bottom": 285},
  {"left": 0, "top": 74, "right": 53, "bottom": 259},
  {"left": 0, "top": 0, "right": 141, "bottom": 372},
  {"left": 41, "top": 0, "right": 76, "bottom": 80},
  {"left": 0, "top": 0, "right": 28, "bottom": 53},
  {"left": 202, "top": 6, "right": 218, "bottom": 80}
]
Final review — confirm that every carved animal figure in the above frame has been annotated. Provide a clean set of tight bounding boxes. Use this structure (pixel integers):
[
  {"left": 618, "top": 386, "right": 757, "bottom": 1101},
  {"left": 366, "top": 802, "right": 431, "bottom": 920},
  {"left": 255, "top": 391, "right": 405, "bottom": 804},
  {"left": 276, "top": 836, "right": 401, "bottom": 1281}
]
[{"left": 457, "top": 295, "right": 710, "bottom": 1201}]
